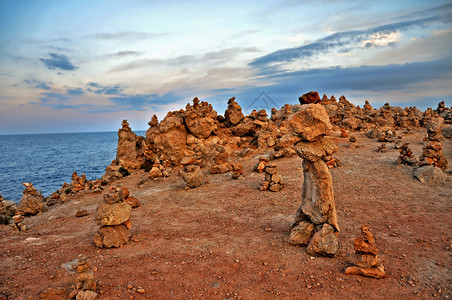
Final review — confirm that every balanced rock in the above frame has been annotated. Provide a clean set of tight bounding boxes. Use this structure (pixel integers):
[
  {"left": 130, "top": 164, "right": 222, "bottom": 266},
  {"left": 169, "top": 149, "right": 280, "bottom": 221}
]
[
  {"left": 17, "top": 182, "right": 45, "bottom": 216},
  {"left": 345, "top": 225, "right": 385, "bottom": 279},
  {"left": 224, "top": 97, "right": 244, "bottom": 126},
  {"left": 288, "top": 104, "right": 332, "bottom": 141}
]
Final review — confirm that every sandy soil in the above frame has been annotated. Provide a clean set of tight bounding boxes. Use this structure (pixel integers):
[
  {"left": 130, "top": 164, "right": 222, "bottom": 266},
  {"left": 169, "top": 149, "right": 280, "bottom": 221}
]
[{"left": 1, "top": 129, "right": 451, "bottom": 299}]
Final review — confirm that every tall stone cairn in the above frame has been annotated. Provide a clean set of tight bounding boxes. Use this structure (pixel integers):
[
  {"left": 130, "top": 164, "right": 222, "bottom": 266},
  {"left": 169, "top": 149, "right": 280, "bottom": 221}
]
[
  {"left": 94, "top": 187, "right": 132, "bottom": 248},
  {"left": 287, "top": 103, "right": 340, "bottom": 256}
]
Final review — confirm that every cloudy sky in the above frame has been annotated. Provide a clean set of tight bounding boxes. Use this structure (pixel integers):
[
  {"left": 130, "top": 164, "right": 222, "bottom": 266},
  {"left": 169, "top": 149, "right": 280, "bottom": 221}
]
[{"left": 0, "top": 0, "right": 451, "bottom": 134}]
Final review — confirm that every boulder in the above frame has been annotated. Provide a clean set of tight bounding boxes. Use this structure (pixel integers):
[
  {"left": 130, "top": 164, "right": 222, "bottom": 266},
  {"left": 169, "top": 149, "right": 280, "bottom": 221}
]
[
  {"left": 95, "top": 202, "right": 131, "bottom": 226},
  {"left": 180, "top": 165, "right": 205, "bottom": 188},
  {"left": 93, "top": 224, "right": 131, "bottom": 248},
  {"left": 288, "top": 221, "right": 315, "bottom": 246},
  {"left": 413, "top": 165, "right": 448, "bottom": 184},
  {"left": 288, "top": 104, "right": 332, "bottom": 141},
  {"left": 306, "top": 223, "right": 339, "bottom": 256}
]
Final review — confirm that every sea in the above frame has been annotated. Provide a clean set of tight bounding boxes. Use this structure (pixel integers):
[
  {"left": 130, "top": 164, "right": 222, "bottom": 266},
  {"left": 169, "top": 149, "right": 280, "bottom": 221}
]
[{"left": 0, "top": 131, "right": 145, "bottom": 203}]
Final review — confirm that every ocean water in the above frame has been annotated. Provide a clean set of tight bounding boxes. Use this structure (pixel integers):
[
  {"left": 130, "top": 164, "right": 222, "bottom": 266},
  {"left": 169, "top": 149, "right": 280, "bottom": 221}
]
[{"left": 0, "top": 131, "right": 145, "bottom": 203}]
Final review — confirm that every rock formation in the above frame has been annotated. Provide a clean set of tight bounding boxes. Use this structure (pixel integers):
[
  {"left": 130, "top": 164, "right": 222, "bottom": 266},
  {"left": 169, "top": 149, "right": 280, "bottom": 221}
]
[
  {"left": 224, "top": 97, "right": 244, "bottom": 126},
  {"left": 0, "top": 194, "right": 16, "bottom": 224},
  {"left": 73, "top": 254, "right": 97, "bottom": 299},
  {"left": 94, "top": 187, "right": 132, "bottom": 248},
  {"left": 396, "top": 143, "right": 418, "bottom": 166},
  {"left": 418, "top": 116, "right": 448, "bottom": 171},
  {"left": 17, "top": 182, "right": 45, "bottom": 216},
  {"left": 180, "top": 165, "right": 205, "bottom": 188},
  {"left": 288, "top": 103, "right": 340, "bottom": 257},
  {"left": 259, "top": 163, "right": 285, "bottom": 192},
  {"left": 116, "top": 120, "right": 145, "bottom": 170},
  {"left": 345, "top": 225, "right": 385, "bottom": 279}
]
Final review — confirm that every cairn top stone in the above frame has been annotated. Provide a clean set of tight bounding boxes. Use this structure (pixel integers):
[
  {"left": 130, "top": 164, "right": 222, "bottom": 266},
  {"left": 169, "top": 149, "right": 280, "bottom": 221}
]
[{"left": 288, "top": 104, "right": 332, "bottom": 141}]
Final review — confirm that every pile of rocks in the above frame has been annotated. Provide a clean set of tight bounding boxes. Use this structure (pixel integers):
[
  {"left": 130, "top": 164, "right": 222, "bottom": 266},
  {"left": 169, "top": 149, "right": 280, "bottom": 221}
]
[
  {"left": 94, "top": 187, "right": 132, "bottom": 248},
  {"left": 376, "top": 143, "right": 387, "bottom": 153},
  {"left": 396, "top": 143, "right": 418, "bottom": 165},
  {"left": 180, "top": 165, "right": 205, "bottom": 188},
  {"left": 121, "top": 187, "right": 141, "bottom": 208},
  {"left": 348, "top": 136, "right": 359, "bottom": 149},
  {"left": 16, "top": 182, "right": 45, "bottom": 216},
  {"left": 70, "top": 254, "right": 97, "bottom": 299},
  {"left": 418, "top": 117, "right": 448, "bottom": 171},
  {"left": 259, "top": 163, "right": 285, "bottom": 192},
  {"left": 0, "top": 194, "right": 16, "bottom": 225},
  {"left": 49, "top": 172, "right": 103, "bottom": 206},
  {"left": 288, "top": 103, "right": 340, "bottom": 257},
  {"left": 345, "top": 225, "right": 385, "bottom": 279},
  {"left": 254, "top": 156, "right": 269, "bottom": 173},
  {"left": 231, "top": 162, "right": 244, "bottom": 179},
  {"left": 148, "top": 160, "right": 169, "bottom": 180}
]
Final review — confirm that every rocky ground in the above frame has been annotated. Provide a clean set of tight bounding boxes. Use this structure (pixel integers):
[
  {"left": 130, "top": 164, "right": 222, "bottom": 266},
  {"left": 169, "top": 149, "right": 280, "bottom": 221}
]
[{"left": 0, "top": 129, "right": 451, "bottom": 299}]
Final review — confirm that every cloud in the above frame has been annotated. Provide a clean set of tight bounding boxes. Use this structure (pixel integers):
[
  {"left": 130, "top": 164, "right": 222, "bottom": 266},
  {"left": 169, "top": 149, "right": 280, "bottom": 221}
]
[
  {"left": 104, "top": 51, "right": 143, "bottom": 59},
  {"left": 66, "top": 88, "right": 85, "bottom": 95},
  {"left": 23, "top": 79, "right": 52, "bottom": 90},
  {"left": 39, "top": 92, "right": 69, "bottom": 103},
  {"left": 109, "top": 47, "right": 261, "bottom": 72},
  {"left": 39, "top": 53, "right": 78, "bottom": 71},
  {"left": 87, "top": 82, "right": 124, "bottom": 95},
  {"left": 84, "top": 31, "right": 169, "bottom": 40},
  {"left": 250, "top": 12, "right": 452, "bottom": 71}
]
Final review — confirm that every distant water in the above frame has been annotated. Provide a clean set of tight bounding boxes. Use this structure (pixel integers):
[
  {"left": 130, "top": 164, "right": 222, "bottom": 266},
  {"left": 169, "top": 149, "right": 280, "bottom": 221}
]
[{"left": 0, "top": 131, "right": 145, "bottom": 203}]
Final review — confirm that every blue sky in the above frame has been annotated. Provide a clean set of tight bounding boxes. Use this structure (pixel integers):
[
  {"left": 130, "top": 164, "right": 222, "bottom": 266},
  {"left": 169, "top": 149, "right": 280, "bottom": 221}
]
[{"left": 0, "top": 0, "right": 451, "bottom": 134}]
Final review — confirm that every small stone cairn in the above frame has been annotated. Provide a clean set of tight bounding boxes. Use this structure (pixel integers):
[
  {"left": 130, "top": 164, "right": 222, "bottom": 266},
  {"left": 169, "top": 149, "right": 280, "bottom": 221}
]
[
  {"left": 94, "top": 187, "right": 132, "bottom": 248},
  {"left": 396, "top": 143, "right": 418, "bottom": 166},
  {"left": 259, "top": 163, "right": 285, "bottom": 192},
  {"left": 71, "top": 254, "right": 98, "bottom": 299},
  {"left": 344, "top": 225, "right": 386, "bottom": 279}
]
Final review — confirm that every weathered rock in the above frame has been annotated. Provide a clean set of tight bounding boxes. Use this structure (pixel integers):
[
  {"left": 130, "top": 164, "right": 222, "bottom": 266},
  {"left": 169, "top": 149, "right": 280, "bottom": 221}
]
[
  {"left": 224, "top": 97, "right": 244, "bottom": 126},
  {"left": 288, "top": 221, "right": 315, "bottom": 246},
  {"left": 95, "top": 201, "right": 131, "bottom": 226},
  {"left": 397, "top": 143, "right": 418, "bottom": 166},
  {"left": 414, "top": 165, "right": 449, "bottom": 184},
  {"left": 288, "top": 104, "right": 332, "bottom": 141},
  {"left": 366, "top": 129, "right": 381, "bottom": 139},
  {"left": 294, "top": 138, "right": 337, "bottom": 162},
  {"left": 299, "top": 91, "right": 321, "bottom": 105},
  {"left": 180, "top": 165, "right": 205, "bottom": 188},
  {"left": 0, "top": 194, "right": 16, "bottom": 224},
  {"left": 93, "top": 224, "right": 131, "bottom": 248},
  {"left": 344, "top": 265, "right": 385, "bottom": 279},
  {"left": 116, "top": 120, "right": 145, "bottom": 170},
  {"left": 76, "top": 290, "right": 98, "bottom": 300},
  {"left": 39, "top": 287, "right": 68, "bottom": 300},
  {"left": 17, "top": 182, "right": 46, "bottom": 216},
  {"left": 259, "top": 163, "right": 285, "bottom": 191},
  {"left": 75, "top": 210, "right": 88, "bottom": 218},
  {"left": 354, "top": 238, "right": 378, "bottom": 255},
  {"left": 306, "top": 223, "right": 339, "bottom": 256},
  {"left": 442, "top": 125, "right": 452, "bottom": 139}
]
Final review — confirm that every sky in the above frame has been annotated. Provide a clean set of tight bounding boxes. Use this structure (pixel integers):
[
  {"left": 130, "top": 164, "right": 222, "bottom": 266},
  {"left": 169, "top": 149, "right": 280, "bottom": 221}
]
[{"left": 0, "top": 0, "right": 451, "bottom": 134}]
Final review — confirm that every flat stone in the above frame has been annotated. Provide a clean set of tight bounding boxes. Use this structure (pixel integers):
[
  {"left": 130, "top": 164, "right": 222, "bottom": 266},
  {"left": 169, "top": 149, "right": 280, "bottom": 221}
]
[{"left": 95, "top": 202, "right": 131, "bottom": 226}]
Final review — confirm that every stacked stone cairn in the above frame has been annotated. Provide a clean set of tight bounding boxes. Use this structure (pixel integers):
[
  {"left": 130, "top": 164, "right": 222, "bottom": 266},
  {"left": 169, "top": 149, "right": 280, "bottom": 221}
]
[
  {"left": 148, "top": 159, "right": 169, "bottom": 180},
  {"left": 396, "top": 143, "right": 418, "bottom": 166},
  {"left": 71, "top": 254, "right": 98, "bottom": 299},
  {"left": 345, "top": 225, "right": 386, "bottom": 279},
  {"left": 259, "top": 163, "right": 285, "bottom": 192},
  {"left": 418, "top": 117, "right": 448, "bottom": 170},
  {"left": 376, "top": 143, "right": 387, "bottom": 153},
  {"left": 94, "top": 187, "right": 132, "bottom": 248},
  {"left": 287, "top": 103, "right": 340, "bottom": 257}
]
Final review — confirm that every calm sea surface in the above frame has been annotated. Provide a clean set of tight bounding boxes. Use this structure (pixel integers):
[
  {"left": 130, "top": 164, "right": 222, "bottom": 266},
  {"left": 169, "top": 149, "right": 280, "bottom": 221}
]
[{"left": 0, "top": 131, "right": 145, "bottom": 203}]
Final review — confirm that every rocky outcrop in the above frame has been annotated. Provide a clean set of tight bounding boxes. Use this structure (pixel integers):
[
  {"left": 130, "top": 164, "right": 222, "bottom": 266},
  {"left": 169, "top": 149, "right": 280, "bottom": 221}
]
[
  {"left": 94, "top": 187, "right": 132, "bottom": 248},
  {"left": 0, "top": 194, "right": 16, "bottom": 224},
  {"left": 345, "top": 225, "right": 385, "bottom": 279},
  {"left": 259, "top": 163, "right": 285, "bottom": 192},
  {"left": 289, "top": 104, "right": 340, "bottom": 257},
  {"left": 17, "top": 182, "right": 45, "bottom": 216},
  {"left": 116, "top": 120, "right": 145, "bottom": 170}
]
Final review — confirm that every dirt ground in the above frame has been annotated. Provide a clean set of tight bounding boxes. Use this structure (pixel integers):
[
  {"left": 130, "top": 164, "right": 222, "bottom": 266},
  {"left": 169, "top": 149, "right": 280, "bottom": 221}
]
[{"left": 1, "top": 129, "right": 451, "bottom": 299}]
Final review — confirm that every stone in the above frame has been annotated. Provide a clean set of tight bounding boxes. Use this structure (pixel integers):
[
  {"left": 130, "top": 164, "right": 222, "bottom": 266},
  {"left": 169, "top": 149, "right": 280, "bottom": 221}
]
[
  {"left": 39, "top": 287, "right": 68, "bottom": 299},
  {"left": 299, "top": 91, "right": 321, "bottom": 105},
  {"left": 344, "top": 265, "right": 385, "bottom": 279},
  {"left": 94, "top": 224, "right": 131, "bottom": 248},
  {"left": 413, "top": 165, "right": 449, "bottom": 184},
  {"left": 103, "top": 188, "right": 124, "bottom": 204},
  {"left": 294, "top": 138, "right": 337, "bottom": 162},
  {"left": 75, "top": 210, "right": 88, "bottom": 217},
  {"left": 366, "top": 129, "right": 381, "bottom": 139},
  {"left": 76, "top": 290, "right": 98, "bottom": 300},
  {"left": 17, "top": 182, "right": 46, "bottom": 216},
  {"left": 95, "top": 202, "right": 131, "bottom": 226},
  {"left": 354, "top": 238, "right": 378, "bottom": 255},
  {"left": 288, "top": 221, "right": 315, "bottom": 246},
  {"left": 306, "top": 223, "right": 339, "bottom": 257},
  {"left": 288, "top": 104, "right": 332, "bottom": 141},
  {"left": 180, "top": 165, "right": 205, "bottom": 188},
  {"left": 124, "top": 196, "right": 140, "bottom": 208},
  {"left": 116, "top": 120, "right": 145, "bottom": 170},
  {"left": 224, "top": 97, "right": 244, "bottom": 126},
  {"left": 348, "top": 252, "right": 381, "bottom": 268}
]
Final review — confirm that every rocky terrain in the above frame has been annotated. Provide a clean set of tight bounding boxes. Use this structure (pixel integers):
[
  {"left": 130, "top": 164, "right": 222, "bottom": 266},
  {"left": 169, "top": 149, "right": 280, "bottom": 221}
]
[{"left": 0, "top": 92, "right": 451, "bottom": 299}]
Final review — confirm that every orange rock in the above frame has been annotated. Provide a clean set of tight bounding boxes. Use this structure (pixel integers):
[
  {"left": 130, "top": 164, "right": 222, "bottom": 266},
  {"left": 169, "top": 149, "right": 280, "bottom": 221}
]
[
  {"left": 344, "top": 266, "right": 386, "bottom": 279},
  {"left": 354, "top": 238, "right": 378, "bottom": 255}
]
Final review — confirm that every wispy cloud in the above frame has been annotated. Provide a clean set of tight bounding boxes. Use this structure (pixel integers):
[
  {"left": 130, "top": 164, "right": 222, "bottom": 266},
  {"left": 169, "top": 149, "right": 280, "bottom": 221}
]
[
  {"left": 39, "top": 92, "right": 69, "bottom": 103},
  {"left": 66, "top": 87, "right": 85, "bottom": 95},
  {"left": 84, "top": 31, "right": 169, "bottom": 40},
  {"left": 109, "top": 93, "right": 181, "bottom": 111},
  {"left": 86, "top": 82, "right": 124, "bottom": 95},
  {"left": 104, "top": 50, "right": 143, "bottom": 59},
  {"left": 250, "top": 12, "right": 452, "bottom": 72},
  {"left": 23, "top": 79, "right": 52, "bottom": 90},
  {"left": 39, "top": 53, "right": 78, "bottom": 71}
]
